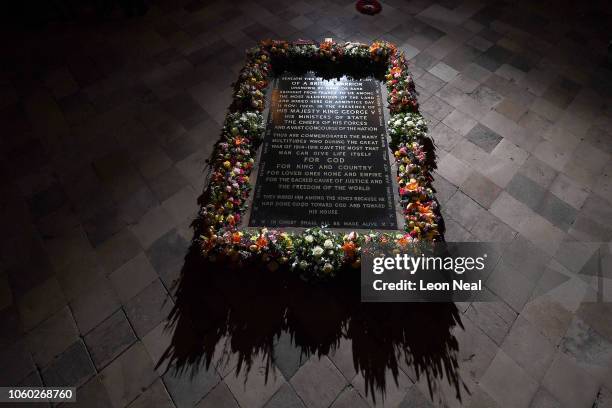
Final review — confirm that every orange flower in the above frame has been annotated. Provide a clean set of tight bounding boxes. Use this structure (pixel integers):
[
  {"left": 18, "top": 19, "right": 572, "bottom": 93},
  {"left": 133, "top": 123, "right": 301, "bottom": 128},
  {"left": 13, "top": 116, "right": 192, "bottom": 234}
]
[
  {"left": 320, "top": 41, "right": 333, "bottom": 51},
  {"left": 389, "top": 67, "right": 402, "bottom": 76},
  {"left": 232, "top": 232, "right": 242, "bottom": 244},
  {"left": 256, "top": 235, "right": 268, "bottom": 248},
  {"left": 342, "top": 241, "right": 356, "bottom": 254},
  {"left": 234, "top": 137, "right": 244, "bottom": 146},
  {"left": 418, "top": 204, "right": 431, "bottom": 214},
  {"left": 397, "top": 236, "right": 409, "bottom": 246},
  {"left": 406, "top": 179, "right": 419, "bottom": 192}
]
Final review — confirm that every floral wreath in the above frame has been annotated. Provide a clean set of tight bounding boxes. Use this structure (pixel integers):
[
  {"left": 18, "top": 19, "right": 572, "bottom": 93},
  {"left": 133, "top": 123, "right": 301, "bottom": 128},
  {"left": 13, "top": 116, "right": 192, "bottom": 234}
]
[{"left": 198, "top": 40, "right": 444, "bottom": 281}]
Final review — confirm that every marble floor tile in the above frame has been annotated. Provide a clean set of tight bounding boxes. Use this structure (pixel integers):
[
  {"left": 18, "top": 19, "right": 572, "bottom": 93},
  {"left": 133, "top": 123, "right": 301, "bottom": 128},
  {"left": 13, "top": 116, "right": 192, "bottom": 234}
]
[
  {"left": 85, "top": 309, "right": 137, "bottom": 370},
  {"left": 129, "top": 379, "right": 176, "bottom": 408},
  {"left": 226, "top": 360, "right": 284, "bottom": 408},
  {"left": 70, "top": 278, "right": 121, "bottom": 335},
  {"left": 480, "top": 349, "right": 539, "bottom": 408},
  {"left": 262, "top": 383, "right": 305, "bottom": 408},
  {"left": 26, "top": 306, "right": 79, "bottom": 368},
  {"left": 100, "top": 342, "right": 158, "bottom": 408},
  {"left": 41, "top": 340, "right": 96, "bottom": 387},
  {"left": 291, "top": 357, "right": 346, "bottom": 408}
]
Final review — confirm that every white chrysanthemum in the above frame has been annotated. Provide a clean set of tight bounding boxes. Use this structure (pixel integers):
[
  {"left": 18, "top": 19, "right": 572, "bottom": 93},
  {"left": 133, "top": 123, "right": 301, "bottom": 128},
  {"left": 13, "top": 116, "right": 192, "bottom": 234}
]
[
  {"left": 304, "top": 235, "right": 314, "bottom": 243},
  {"left": 299, "top": 260, "right": 308, "bottom": 270},
  {"left": 323, "top": 263, "right": 333, "bottom": 273},
  {"left": 323, "top": 239, "right": 334, "bottom": 249},
  {"left": 312, "top": 246, "right": 324, "bottom": 257}
]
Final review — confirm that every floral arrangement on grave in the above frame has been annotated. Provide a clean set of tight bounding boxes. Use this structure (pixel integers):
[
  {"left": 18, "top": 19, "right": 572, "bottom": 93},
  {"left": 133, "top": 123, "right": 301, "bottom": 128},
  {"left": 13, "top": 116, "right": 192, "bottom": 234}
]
[{"left": 198, "top": 40, "right": 443, "bottom": 281}]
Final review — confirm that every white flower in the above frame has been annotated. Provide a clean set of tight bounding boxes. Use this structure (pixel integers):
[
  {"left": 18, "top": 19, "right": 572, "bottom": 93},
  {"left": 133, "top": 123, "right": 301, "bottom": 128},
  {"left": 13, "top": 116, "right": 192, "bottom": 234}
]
[
  {"left": 305, "top": 235, "right": 314, "bottom": 243},
  {"left": 299, "top": 260, "right": 308, "bottom": 270},
  {"left": 324, "top": 239, "right": 334, "bottom": 249},
  {"left": 312, "top": 246, "right": 324, "bottom": 257},
  {"left": 323, "top": 263, "right": 333, "bottom": 273}
]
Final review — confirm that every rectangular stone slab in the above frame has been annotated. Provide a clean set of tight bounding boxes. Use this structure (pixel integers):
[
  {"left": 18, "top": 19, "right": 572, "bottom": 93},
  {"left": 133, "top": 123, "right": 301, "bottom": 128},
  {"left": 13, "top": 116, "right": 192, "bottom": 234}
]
[{"left": 249, "top": 72, "right": 398, "bottom": 229}]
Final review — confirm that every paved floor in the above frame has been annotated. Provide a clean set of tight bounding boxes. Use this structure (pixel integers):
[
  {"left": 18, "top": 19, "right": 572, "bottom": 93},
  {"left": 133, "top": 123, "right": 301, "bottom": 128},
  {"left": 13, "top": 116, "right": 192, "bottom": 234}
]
[{"left": 1, "top": 0, "right": 612, "bottom": 407}]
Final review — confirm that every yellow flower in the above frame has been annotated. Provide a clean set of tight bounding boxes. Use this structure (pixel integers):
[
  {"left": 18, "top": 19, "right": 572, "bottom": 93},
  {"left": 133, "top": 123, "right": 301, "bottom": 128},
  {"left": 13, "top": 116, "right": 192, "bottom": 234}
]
[{"left": 223, "top": 161, "right": 231, "bottom": 169}]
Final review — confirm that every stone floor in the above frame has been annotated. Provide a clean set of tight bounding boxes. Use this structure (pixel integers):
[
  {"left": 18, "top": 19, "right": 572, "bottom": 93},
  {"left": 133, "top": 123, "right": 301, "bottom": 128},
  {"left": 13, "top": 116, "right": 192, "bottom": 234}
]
[{"left": 1, "top": 0, "right": 612, "bottom": 407}]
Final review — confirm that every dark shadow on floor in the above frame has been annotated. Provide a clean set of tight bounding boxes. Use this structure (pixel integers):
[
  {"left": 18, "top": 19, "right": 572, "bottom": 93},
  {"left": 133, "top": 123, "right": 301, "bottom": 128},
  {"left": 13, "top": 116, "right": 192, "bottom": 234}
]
[{"left": 158, "top": 235, "right": 465, "bottom": 403}]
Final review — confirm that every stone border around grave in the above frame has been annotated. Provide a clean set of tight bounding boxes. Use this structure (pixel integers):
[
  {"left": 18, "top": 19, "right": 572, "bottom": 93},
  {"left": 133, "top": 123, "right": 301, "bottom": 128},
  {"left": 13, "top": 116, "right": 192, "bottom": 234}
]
[{"left": 197, "top": 40, "right": 444, "bottom": 281}]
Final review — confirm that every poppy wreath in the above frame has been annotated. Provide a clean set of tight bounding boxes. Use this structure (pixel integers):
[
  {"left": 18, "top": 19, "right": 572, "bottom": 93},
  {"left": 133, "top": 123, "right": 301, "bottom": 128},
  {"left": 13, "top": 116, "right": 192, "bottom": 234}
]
[{"left": 198, "top": 39, "right": 444, "bottom": 281}]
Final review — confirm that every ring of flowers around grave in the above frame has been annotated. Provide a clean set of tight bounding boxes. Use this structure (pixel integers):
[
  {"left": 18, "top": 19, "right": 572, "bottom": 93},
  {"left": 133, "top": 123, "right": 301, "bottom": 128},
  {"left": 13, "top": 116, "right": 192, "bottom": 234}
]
[{"left": 198, "top": 40, "right": 442, "bottom": 281}]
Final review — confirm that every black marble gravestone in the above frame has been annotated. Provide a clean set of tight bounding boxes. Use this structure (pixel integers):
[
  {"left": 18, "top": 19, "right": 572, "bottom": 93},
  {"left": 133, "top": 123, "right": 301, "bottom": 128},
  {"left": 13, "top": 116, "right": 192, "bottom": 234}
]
[{"left": 249, "top": 73, "right": 397, "bottom": 229}]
